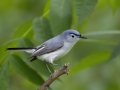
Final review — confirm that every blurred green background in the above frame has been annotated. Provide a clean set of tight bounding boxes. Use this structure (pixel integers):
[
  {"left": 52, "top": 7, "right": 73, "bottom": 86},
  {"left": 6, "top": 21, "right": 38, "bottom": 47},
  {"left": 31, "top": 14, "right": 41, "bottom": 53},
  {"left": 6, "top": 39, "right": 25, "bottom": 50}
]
[{"left": 0, "top": 0, "right": 120, "bottom": 90}]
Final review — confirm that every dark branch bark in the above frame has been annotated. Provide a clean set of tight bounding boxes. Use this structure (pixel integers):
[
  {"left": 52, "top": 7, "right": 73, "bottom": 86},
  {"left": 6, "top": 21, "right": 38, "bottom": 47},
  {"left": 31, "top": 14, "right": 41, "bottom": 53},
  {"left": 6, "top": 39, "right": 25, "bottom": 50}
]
[{"left": 38, "top": 63, "right": 69, "bottom": 90}]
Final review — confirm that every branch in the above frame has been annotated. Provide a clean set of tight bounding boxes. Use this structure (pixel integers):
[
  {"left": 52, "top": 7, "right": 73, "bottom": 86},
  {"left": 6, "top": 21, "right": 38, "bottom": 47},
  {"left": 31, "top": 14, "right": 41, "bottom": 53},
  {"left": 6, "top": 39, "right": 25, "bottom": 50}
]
[{"left": 38, "top": 63, "right": 69, "bottom": 90}]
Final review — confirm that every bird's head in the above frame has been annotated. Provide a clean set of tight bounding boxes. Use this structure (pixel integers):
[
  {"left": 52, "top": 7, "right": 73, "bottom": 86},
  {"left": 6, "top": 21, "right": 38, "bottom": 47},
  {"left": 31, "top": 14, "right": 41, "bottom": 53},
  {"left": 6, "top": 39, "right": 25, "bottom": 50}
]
[{"left": 61, "top": 29, "right": 87, "bottom": 43}]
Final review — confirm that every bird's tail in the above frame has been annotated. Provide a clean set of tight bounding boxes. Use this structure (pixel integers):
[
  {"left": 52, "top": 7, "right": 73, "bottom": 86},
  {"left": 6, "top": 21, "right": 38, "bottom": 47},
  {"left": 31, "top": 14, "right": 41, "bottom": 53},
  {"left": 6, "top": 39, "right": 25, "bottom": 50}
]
[{"left": 6, "top": 47, "right": 36, "bottom": 53}]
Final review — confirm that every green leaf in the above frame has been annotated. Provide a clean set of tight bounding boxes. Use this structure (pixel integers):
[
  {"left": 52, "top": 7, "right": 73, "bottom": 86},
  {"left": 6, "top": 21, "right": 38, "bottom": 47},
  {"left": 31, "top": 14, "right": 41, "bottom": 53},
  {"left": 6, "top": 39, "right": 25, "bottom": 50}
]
[
  {"left": 14, "top": 20, "right": 33, "bottom": 39},
  {"left": 0, "top": 46, "right": 9, "bottom": 63},
  {"left": 0, "top": 62, "right": 10, "bottom": 90},
  {"left": 18, "top": 37, "right": 53, "bottom": 76},
  {"left": 74, "top": 0, "right": 98, "bottom": 27},
  {"left": 18, "top": 37, "right": 34, "bottom": 47},
  {"left": 110, "top": 0, "right": 120, "bottom": 13},
  {"left": 109, "top": 42, "right": 120, "bottom": 61},
  {"left": 9, "top": 55, "right": 44, "bottom": 85},
  {"left": 43, "top": 0, "right": 50, "bottom": 18},
  {"left": 33, "top": 17, "right": 53, "bottom": 42},
  {"left": 1, "top": 38, "right": 20, "bottom": 47},
  {"left": 84, "top": 30, "right": 120, "bottom": 36},
  {"left": 1, "top": 20, "right": 33, "bottom": 47},
  {"left": 83, "top": 30, "right": 120, "bottom": 45},
  {"left": 50, "top": 0, "right": 72, "bottom": 35},
  {"left": 70, "top": 51, "right": 111, "bottom": 74},
  {"left": 0, "top": 39, "right": 18, "bottom": 63}
]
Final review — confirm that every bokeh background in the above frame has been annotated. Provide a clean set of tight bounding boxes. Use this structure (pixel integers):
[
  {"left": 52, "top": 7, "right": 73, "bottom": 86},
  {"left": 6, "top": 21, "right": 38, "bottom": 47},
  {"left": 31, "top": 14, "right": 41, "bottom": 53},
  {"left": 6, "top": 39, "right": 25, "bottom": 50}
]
[{"left": 0, "top": 0, "right": 120, "bottom": 90}]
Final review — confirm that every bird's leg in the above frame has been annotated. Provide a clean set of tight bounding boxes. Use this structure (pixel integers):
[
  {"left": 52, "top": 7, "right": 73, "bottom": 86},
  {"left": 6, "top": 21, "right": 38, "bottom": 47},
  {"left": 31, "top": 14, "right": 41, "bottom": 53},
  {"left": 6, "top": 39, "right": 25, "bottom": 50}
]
[
  {"left": 49, "top": 60, "right": 62, "bottom": 67},
  {"left": 50, "top": 62, "right": 65, "bottom": 71},
  {"left": 49, "top": 62, "right": 62, "bottom": 67},
  {"left": 43, "top": 60, "right": 52, "bottom": 77}
]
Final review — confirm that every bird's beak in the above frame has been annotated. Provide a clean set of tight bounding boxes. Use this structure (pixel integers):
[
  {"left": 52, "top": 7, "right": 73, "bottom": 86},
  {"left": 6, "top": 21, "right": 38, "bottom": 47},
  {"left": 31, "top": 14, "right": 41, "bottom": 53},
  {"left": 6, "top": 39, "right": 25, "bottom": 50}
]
[{"left": 80, "top": 35, "right": 87, "bottom": 39}]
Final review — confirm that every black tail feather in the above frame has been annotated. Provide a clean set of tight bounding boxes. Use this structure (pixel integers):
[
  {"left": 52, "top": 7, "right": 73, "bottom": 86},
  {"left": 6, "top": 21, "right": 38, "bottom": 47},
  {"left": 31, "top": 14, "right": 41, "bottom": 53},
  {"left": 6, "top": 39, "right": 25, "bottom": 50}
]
[{"left": 6, "top": 47, "right": 35, "bottom": 50}]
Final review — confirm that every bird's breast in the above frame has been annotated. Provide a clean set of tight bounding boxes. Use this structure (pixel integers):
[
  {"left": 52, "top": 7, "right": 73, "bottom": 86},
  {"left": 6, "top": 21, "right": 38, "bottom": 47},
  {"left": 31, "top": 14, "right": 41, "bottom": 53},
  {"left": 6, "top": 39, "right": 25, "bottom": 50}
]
[{"left": 38, "top": 41, "right": 77, "bottom": 62}]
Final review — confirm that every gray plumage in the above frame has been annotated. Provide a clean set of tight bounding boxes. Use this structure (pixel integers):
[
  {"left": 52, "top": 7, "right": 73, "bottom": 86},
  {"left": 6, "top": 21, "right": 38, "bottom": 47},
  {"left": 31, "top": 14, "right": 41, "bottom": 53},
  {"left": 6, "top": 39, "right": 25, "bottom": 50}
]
[
  {"left": 31, "top": 35, "right": 64, "bottom": 57},
  {"left": 7, "top": 29, "right": 87, "bottom": 64}
]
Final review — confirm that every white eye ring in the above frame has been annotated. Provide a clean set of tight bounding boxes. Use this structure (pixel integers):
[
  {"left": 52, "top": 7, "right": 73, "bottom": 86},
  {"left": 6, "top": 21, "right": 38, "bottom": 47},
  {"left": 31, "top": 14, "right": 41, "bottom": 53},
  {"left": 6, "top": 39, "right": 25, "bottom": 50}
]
[
  {"left": 72, "top": 35, "right": 74, "bottom": 38},
  {"left": 70, "top": 34, "right": 75, "bottom": 38}
]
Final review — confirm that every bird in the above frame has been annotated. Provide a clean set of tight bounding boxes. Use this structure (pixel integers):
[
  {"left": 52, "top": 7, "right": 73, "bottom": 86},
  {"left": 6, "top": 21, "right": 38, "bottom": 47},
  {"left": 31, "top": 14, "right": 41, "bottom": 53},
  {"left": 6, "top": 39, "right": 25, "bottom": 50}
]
[{"left": 7, "top": 29, "right": 87, "bottom": 74}]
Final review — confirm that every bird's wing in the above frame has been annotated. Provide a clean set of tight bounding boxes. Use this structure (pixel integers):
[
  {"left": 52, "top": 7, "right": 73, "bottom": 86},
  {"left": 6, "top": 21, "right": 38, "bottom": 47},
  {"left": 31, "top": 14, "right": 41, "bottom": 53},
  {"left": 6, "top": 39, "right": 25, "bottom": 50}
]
[{"left": 31, "top": 36, "right": 64, "bottom": 57}]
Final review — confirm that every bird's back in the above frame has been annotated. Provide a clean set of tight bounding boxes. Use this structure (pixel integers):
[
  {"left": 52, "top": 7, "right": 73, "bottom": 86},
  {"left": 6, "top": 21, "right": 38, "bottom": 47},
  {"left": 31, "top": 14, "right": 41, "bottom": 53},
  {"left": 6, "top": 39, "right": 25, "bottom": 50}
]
[{"left": 31, "top": 35, "right": 64, "bottom": 57}]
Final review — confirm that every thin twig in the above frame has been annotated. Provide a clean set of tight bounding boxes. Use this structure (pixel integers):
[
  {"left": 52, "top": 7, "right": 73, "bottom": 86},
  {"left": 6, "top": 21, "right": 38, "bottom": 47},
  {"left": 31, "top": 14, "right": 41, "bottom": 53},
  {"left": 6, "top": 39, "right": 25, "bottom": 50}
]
[{"left": 38, "top": 63, "right": 69, "bottom": 90}]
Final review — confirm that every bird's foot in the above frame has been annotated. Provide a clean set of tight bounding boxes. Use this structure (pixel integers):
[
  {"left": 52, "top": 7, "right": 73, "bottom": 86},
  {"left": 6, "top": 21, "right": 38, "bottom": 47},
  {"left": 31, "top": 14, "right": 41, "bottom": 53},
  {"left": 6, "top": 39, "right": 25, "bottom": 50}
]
[{"left": 60, "top": 63, "right": 69, "bottom": 75}]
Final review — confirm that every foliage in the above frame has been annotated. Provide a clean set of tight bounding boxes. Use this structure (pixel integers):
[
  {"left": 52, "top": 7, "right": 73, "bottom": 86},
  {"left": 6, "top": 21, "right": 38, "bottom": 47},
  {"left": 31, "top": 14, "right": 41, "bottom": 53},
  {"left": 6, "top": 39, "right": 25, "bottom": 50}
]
[
  {"left": 0, "top": 0, "right": 120, "bottom": 90},
  {"left": 0, "top": 62, "right": 10, "bottom": 90}
]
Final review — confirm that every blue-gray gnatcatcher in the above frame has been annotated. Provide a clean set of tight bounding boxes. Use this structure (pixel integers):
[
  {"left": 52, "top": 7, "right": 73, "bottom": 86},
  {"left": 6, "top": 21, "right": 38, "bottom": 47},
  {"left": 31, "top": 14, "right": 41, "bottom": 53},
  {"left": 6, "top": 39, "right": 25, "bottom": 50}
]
[{"left": 7, "top": 29, "right": 87, "bottom": 74}]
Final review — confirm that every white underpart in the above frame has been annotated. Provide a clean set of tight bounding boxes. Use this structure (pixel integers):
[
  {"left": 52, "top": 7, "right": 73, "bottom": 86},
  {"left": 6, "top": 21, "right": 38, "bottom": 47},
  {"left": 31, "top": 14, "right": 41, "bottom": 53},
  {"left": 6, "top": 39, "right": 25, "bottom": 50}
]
[{"left": 37, "top": 40, "right": 78, "bottom": 63}]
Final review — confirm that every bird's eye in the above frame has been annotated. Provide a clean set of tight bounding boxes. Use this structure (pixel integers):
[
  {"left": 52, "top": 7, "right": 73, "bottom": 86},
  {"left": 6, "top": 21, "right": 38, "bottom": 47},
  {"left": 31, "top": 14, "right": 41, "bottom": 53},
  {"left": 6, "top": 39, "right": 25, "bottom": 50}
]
[
  {"left": 71, "top": 34, "right": 75, "bottom": 38},
  {"left": 72, "top": 35, "right": 74, "bottom": 38}
]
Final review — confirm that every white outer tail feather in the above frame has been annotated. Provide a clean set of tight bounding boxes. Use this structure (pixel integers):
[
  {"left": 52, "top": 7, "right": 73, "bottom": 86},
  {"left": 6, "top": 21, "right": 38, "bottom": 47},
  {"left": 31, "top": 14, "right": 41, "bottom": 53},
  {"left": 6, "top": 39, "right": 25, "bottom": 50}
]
[{"left": 25, "top": 49, "right": 35, "bottom": 53}]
